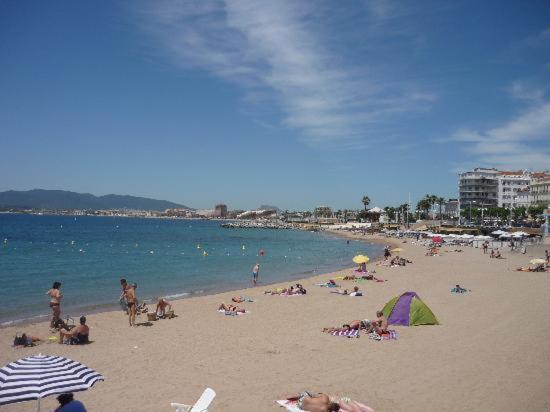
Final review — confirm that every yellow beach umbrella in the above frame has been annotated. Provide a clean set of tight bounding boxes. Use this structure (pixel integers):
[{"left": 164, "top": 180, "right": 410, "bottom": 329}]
[
  {"left": 391, "top": 248, "right": 404, "bottom": 253},
  {"left": 353, "top": 255, "right": 369, "bottom": 264},
  {"left": 530, "top": 258, "right": 546, "bottom": 265}
]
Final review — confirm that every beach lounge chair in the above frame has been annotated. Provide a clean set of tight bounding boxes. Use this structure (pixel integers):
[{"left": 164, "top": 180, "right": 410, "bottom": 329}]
[{"left": 171, "top": 387, "right": 216, "bottom": 412}]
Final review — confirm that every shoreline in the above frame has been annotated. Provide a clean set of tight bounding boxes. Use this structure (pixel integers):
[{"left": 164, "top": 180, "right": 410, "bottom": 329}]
[
  {"left": 0, "top": 231, "right": 388, "bottom": 329},
  {"left": 1, "top": 235, "right": 549, "bottom": 411}
]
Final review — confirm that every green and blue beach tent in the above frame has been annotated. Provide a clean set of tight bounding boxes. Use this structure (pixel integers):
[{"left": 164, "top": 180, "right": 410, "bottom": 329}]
[{"left": 382, "top": 291, "right": 439, "bottom": 326}]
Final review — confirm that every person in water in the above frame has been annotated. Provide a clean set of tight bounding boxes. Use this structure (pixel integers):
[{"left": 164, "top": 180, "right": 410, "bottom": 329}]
[
  {"left": 47, "top": 281, "right": 63, "bottom": 329},
  {"left": 252, "top": 263, "right": 260, "bottom": 286}
]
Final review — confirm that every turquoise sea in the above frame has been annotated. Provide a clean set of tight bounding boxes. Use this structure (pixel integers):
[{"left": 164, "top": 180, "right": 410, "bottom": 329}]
[{"left": 0, "top": 214, "right": 382, "bottom": 325}]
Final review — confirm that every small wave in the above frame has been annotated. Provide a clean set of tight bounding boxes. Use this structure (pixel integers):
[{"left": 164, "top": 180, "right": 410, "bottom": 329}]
[
  {"left": 1, "top": 313, "right": 49, "bottom": 328},
  {"left": 163, "top": 292, "right": 190, "bottom": 300}
]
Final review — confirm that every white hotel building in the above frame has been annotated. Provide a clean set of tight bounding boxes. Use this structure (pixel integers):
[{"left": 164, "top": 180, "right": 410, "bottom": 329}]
[
  {"left": 497, "top": 170, "right": 531, "bottom": 209},
  {"left": 459, "top": 168, "right": 549, "bottom": 211}
]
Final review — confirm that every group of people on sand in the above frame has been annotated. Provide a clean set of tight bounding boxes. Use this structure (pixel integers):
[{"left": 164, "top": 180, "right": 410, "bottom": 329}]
[
  {"left": 45, "top": 281, "right": 90, "bottom": 344},
  {"left": 264, "top": 283, "right": 307, "bottom": 295},
  {"left": 322, "top": 311, "right": 388, "bottom": 336},
  {"left": 119, "top": 278, "right": 173, "bottom": 325}
]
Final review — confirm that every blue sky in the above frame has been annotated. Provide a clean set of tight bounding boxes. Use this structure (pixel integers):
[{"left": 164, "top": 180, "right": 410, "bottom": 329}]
[{"left": 1, "top": 1, "right": 549, "bottom": 210}]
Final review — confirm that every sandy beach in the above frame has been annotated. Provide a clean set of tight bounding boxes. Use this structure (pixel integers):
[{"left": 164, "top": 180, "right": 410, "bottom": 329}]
[{"left": 1, "top": 234, "right": 549, "bottom": 411}]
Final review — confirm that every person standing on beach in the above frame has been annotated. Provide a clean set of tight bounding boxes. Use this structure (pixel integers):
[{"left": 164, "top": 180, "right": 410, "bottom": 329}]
[
  {"left": 124, "top": 281, "right": 137, "bottom": 327},
  {"left": 252, "top": 263, "right": 260, "bottom": 286},
  {"left": 47, "top": 281, "right": 62, "bottom": 329},
  {"left": 384, "top": 246, "right": 391, "bottom": 260}
]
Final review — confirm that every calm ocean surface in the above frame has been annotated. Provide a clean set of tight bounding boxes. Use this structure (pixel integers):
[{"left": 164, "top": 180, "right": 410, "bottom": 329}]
[{"left": 0, "top": 214, "right": 382, "bottom": 325}]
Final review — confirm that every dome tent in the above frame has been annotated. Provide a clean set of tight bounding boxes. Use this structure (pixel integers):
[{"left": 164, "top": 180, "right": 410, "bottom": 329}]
[{"left": 382, "top": 291, "right": 439, "bottom": 326}]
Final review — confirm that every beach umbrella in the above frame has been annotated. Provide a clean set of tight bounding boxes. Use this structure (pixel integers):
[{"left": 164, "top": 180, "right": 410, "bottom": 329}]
[
  {"left": 511, "top": 231, "right": 528, "bottom": 237},
  {"left": 491, "top": 230, "right": 506, "bottom": 236},
  {"left": 432, "top": 236, "right": 442, "bottom": 243},
  {"left": 352, "top": 255, "right": 369, "bottom": 264},
  {"left": 0, "top": 354, "right": 104, "bottom": 411},
  {"left": 530, "top": 258, "right": 546, "bottom": 265},
  {"left": 391, "top": 248, "right": 404, "bottom": 252}
]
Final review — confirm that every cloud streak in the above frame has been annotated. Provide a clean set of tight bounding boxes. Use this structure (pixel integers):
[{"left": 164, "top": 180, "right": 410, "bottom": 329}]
[
  {"left": 445, "top": 102, "right": 550, "bottom": 170},
  {"left": 136, "top": 0, "right": 433, "bottom": 146}
]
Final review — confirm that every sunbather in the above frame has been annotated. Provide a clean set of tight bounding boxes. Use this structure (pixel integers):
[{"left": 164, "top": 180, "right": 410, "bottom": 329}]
[
  {"left": 451, "top": 284, "right": 468, "bottom": 293},
  {"left": 218, "top": 303, "right": 246, "bottom": 313},
  {"left": 349, "top": 286, "right": 362, "bottom": 296},
  {"left": 322, "top": 319, "right": 370, "bottom": 333},
  {"left": 284, "top": 392, "right": 340, "bottom": 412},
  {"left": 59, "top": 316, "right": 89, "bottom": 345},
  {"left": 365, "top": 311, "right": 388, "bottom": 335}
]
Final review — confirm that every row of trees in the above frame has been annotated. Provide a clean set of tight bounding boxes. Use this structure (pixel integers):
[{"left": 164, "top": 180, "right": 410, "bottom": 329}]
[
  {"left": 461, "top": 205, "right": 545, "bottom": 221},
  {"left": 416, "top": 194, "right": 446, "bottom": 220}
]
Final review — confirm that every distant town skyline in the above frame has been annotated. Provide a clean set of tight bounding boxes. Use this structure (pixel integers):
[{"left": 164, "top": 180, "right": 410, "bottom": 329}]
[{"left": 1, "top": 1, "right": 549, "bottom": 210}]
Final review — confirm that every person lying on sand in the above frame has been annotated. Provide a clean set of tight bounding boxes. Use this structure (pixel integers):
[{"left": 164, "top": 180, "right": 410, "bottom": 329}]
[
  {"left": 13, "top": 333, "right": 42, "bottom": 347},
  {"left": 330, "top": 289, "right": 349, "bottom": 295},
  {"left": 284, "top": 392, "right": 340, "bottom": 412},
  {"left": 322, "top": 319, "right": 371, "bottom": 333},
  {"left": 218, "top": 303, "right": 246, "bottom": 313},
  {"left": 59, "top": 316, "right": 89, "bottom": 344},
  {"left": 451, "top": 284, "right": 468, "bottom": 293},
  {"left": 349, "top": 286, "right": 362, "bottom": 296},
  {"left": 365, "top": 311, "right": 388, "bottom": 335}
]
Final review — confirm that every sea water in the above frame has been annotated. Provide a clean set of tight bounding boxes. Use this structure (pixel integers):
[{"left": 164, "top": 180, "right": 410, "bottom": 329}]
[{"left": 0, "top": 214, "right": 382, "bottom": 325}]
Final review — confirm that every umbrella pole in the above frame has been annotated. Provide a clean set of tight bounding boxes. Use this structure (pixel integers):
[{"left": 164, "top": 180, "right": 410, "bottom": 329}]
[{"left": 37, "top": 397, "right": 40, "bottom": 412}]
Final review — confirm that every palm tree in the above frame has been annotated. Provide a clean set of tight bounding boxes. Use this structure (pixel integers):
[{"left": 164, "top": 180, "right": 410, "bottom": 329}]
[
  {"left": 361, "top": 196, "right": 370, "bottom": 211},
  {"left": 416, "top": 198, "right": 431, "bottom": 219}
]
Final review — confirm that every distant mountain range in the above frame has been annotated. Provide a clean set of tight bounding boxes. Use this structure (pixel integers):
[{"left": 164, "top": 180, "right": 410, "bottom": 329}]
[{"left": 0, "top": 190, "right": 191, "bottom": 211}]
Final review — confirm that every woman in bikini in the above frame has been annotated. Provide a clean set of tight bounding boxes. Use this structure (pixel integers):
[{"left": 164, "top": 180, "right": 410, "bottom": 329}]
[{"left": 47, "top": 281, "right": 62, "bottom": 329}]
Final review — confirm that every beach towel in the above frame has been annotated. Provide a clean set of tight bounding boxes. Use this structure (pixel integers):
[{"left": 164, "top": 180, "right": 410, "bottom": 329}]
[
  {"left": 276, "top": 399, "right": 301, "bottom": 412},
  {"left": 368, "top": 330, "right": 397, "bottom": 341},
  {"left": 331, "top": 329, "right": 360, "bottom": 338}
]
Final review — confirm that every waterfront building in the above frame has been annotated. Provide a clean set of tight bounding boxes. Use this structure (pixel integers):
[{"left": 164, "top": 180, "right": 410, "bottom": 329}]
[
  {"left": 514, "top": 188, "right": 531, "bottom": 208},
  {"left": 531, "top": 175, "right": 550, "bottom": 207},
  {"left": 458, "top": 168, "right": 499, "bottom": 210},
  {"left": 213, "top": 204, "right": 228, "bottom": 218},
  {"left": 313, "top": 206, "right": 333, "bottom": 218},
  {"left": 497, "top": 170, "right": 531, "bottom": 208}
]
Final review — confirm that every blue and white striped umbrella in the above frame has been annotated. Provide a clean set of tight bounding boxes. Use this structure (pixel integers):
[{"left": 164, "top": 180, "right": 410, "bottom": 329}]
[{"left": 0, "top": 354, "right": 104, "bottom": 410}]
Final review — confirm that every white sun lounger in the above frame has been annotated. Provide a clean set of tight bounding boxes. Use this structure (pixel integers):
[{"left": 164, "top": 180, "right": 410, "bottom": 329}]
[{"left": 171, "top": 388, "right": 216, "bottom": 412}]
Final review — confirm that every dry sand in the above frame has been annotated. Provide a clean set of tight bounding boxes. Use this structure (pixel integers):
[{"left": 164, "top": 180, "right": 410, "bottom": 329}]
[{"left": 1, "top": 234, "right": 549, "bottom": 411}]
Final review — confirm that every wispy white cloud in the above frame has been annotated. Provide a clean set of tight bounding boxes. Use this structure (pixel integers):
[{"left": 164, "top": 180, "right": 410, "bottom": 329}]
[
  {"left": 507, "top": 80, "right": 546, "bottom": 103},
  {"left": 136, "top": 0, "right": 434, "bottom": 147},
  {"left": 444, "top": 102, "right": 550, "bottom": 170}
]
